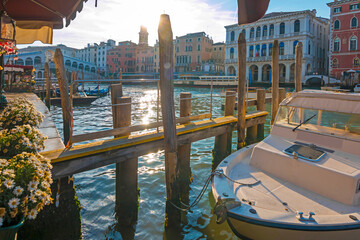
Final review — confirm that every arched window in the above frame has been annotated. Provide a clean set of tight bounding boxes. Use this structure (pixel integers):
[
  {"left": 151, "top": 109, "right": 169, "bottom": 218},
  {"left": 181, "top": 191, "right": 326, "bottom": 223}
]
[
  {"left": 34, "top": 56, "right": 41, "bottom": 65},
  {"left": 354, "top": 57, "right": 360, "bottom": 67},
  {"left": 230, "top": 31, "right": 235, "bottom": 41},
  {"left": 16, "top": 59, "right": 24, "bottom": 65},
  {"left": 241, "top": 29, "right": 246, "bottom": 37},
  {"left": 255, "top": 45, "right": 260, "bottom": 57},
  {"left": 294, "top": 20, "right": 300, "bottom": 32},
  {"left": 350, "top": 36, "right": 357, "bottom": 51},
  {"left": 332, "top": 58, "right": 338, "bottom": 68},
  {"left": 250, "top": 28, "right": 255, "bottom": 39},
  {"left": 334, "top": 38, "right": 340, "bottom": 52},
  {"left": 280, "top": 23, "right": 285, "bottom": 34},
  {"left": 249, "top": 46, "right": 254, "bottom": 57},
  {"left": 269, "top": 43, "right": 273, "bottom": 56},
  {"left": 293, "top": 40, "right": 299, "bottom": 54},
  {"left": 279, "top": 42, "right": 285, "bottom": 55},
  {"left": 261, "top": 44, "right": 267, "bottom": 56},
  {"left": 263, "top": 26, "right": 268, "bottom": 37},
  {"left": 256, "top": 27, "right": 261, "bottom": 38},
  {"left": 334, "top": 20, "right": 340, "bottom": 30},
  {"left": 230, "top": 48, "right": 235, "bottom": 59},
  {"left": 25, "top": 57, "right": 33, "bottom": 66},
  {"left": 269, "top": 24, "right": 274, "bottom": 36},
  {"left": 351, "top": 17, "right": 358, "bottom": 28}
]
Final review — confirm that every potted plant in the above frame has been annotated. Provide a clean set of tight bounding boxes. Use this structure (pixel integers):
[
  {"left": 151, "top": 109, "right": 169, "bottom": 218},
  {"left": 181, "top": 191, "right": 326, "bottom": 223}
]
[
  {"left": 0, "top": 98, "right": 44, "bottom": 130},
  {"left": 0, "top": 125, "right": 47, "bottom": 158},
  {"left": 0, "top": 152, "right": 53, "bottom": 239}
]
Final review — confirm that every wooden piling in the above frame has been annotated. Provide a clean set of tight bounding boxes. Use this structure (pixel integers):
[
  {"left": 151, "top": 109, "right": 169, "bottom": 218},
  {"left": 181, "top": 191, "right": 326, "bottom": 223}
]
[
  {"left": 178, "top": 92, "right": 192, "bottom": 204},
  {"left": 279, "top": 88, "right": 286, "bottom": 104},
  {"left": 113, "top": 96, "right": 139, "bottom": 226},
  {"left": 81, "top": 71, "right": 84, "bottom": 92},
  {"left": 45, "top": 62, "right": 51, "bottom": 108},
  {"left": 295, "top": 42, "right": 303, "bottom": 92},
  {"left": 158, "top": 14, "right": 180, "bottom": 227},
  {"left": 237, "top": 32, "right": 247, "bottom": 149},
  {"left": 54, "top": 48, "right": 72, "bottom": 146},
  {"left": 213, "top": 90, "right": 235, "bottom": 169},
  {"left": 110, "top": 84, "right": 123, "bottom": 124},
  {"left": 271, "top": 40, "right": 279, "bottom": 126},
  {"left": 256, "top": 89, "right": 266, "bottom": 141}
]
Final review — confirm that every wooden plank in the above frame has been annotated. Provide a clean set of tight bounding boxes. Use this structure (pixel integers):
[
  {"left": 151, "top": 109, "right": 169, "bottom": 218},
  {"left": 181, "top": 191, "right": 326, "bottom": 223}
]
[
  {"left": 237, "top": 32, "right": 247, "bottom": 149},
  {"left": 257, "top": 89, "right": 266, "bottom": 141},
  {"left": 71, "top": 113, "right": 211, "bottom": 143},
  {"left": 47, "top": 113, "right": 267, "bottom": 178}
]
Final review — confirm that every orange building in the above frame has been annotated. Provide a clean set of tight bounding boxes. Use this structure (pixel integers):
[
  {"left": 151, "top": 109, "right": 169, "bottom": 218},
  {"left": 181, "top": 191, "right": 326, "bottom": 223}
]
[
  {"left": 174, "top": 32, "right": 213, "bottom": 73},
  {"left": 107, "top": 41, "right": 136, "bottom": 76}
]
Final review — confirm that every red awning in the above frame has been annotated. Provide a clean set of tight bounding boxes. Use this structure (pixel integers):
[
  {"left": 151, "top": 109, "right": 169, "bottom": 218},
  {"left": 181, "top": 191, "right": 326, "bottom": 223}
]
[
  {"left": 237, "top": 0, "right": 270, "bottom": 25},
  {"left": 1, "top": 0, "right": 87, "bottom": 29}
]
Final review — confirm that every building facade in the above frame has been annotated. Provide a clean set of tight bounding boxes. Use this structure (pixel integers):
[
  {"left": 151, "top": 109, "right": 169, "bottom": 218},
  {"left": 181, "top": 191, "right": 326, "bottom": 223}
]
[
  {"left": 174, "top": 32, "right": 213, "bottom": 73},
  {"left": 135, "top": 26, "right": 154, "bottom": 73},
  {"left": 201, "top": 42, "right": 225, "bottom": 74},
  {"left": 327, "top": 0, "right": 360, "bottom": 79},
  {"left": 107, "top": 41, "right": 137, "bottom": 77},
  {"left": 7, "top": 45, "right": 100, "bottom": 80},
  {"left": 75, "top": 43, "right": 97, "bottom": 65},
  {"left": 225, "top": 10, "right": 330, "bottom": 84}
]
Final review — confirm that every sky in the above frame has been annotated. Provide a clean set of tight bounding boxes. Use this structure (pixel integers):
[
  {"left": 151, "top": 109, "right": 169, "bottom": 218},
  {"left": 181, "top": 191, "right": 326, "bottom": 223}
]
[{"left": 21, "top": 0, "right": 332, "bottom": 49}]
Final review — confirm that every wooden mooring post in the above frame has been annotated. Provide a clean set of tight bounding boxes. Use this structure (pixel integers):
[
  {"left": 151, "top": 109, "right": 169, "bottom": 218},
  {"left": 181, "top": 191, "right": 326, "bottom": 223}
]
[
  {"left": 158, "top": 14, "right": 181, "bottom": 227},
  {"left": 271, "top": 40, "right": 279, "bottom": 126},
  {"left": 54, "top": 48, "right": 72, "bottom": 146},
  {"left": 295, "top": 42, "right": 303, "bottom": 92},
  {"left": 256, "top": 89, "right": 266, "bottom": 141},
  {"left": 237, "top": 32, "right": 247, "bottom": 149},
  {"left": 178, "top": 92, "right": 192, "bottom": 204},
  {"left": 213, "top": 90, "right": 235, "bottom": 169},
  {"left": 279, "top": 88, "right": 286, "bottom": 104},
  {"left": 45, "top": 62, "right": 51, "bottom": 108}
]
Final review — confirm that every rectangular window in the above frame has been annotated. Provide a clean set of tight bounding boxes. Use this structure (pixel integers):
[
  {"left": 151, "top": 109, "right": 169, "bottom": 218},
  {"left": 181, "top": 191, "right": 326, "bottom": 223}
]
[
  {"left": 198, "top": 45, "right": 201, "bottom": 51},
  {"left": 334, "top": 7, "right": 342, "bottom": 13},
  {"left": 350, "top": 4, "right": 359, "bottom": 10}
]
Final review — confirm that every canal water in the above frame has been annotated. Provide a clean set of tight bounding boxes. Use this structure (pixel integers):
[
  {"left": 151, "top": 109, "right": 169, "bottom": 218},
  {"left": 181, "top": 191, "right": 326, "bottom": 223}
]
[{"left": 50, "top": 84, "right": 273, "bottom": 240}]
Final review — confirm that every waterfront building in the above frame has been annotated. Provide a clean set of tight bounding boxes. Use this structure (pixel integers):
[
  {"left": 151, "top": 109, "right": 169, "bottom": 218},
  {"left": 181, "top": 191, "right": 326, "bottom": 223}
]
[
  {"left": 75, "top": 43, "right": 97, "bottom": 65},
  {"left": 153, "top": 41, "right": 160, "bottom": 73},
  {"left": 135, "top": 26, "right": 154, "bottom": 73},
  {"left": 5, "top": 45, "right": 100, "bottom": 80},
  {"left": 224, "top": 10, "right": 330, "bottom": 84},
  {"left": 202, "top": 42, "right": 225, "bottom": 74},
  {"left": 96, "top": 39, "right": 116, "bottom": 76},
  {"left": 174, "top": 32, "right": 213, "bottom": 73},
  {"left": 327, "top": 0, "right": 360, "bottom": 79},
  {"left": 107, "top": 41, "right": 137, "bottom": 77}
]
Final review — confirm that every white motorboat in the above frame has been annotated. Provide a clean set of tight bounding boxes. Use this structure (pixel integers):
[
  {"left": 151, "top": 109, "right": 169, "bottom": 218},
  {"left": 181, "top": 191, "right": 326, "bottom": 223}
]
[
  {"left": 354, "top": 84, "right": 360, "bottom": 93},
  {"left": 212, "top": 90, "right": 360, "bottom": 240}
]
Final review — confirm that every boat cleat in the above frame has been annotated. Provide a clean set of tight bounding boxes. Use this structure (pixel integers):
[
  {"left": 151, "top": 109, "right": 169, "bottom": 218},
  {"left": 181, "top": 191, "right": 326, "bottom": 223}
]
[{"left": 296, "top": 211, "right": 316, "bottom": 222}]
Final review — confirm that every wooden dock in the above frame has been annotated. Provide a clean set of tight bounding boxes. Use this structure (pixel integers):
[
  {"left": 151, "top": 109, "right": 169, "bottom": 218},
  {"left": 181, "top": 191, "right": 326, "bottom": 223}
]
[{"left": 41, "top": 111, "right": 267, "bottom": 178}]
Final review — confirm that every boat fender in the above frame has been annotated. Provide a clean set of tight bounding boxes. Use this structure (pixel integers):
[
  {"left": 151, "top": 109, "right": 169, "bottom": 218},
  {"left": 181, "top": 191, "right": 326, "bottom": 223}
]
[{"left": 214, "top": 197, "right": 241, "bottom": 224}]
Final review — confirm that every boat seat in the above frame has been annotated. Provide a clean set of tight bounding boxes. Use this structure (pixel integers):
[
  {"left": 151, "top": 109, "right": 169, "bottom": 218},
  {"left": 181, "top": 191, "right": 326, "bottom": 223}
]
[{"left": 249, "top": 135, "right": 360, "bottom": 206}]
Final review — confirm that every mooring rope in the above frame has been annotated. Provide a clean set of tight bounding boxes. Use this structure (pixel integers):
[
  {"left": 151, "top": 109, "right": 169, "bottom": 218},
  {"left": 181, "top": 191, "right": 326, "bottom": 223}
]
[{"left": 168, "top": 169, "right": 261, "bottom": 211}]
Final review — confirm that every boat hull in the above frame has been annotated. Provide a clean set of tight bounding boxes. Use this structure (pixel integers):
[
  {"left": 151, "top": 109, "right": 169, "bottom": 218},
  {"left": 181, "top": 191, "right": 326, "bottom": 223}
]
[{"left": 227, "top": 215, "right": 360, "bottom": 240}]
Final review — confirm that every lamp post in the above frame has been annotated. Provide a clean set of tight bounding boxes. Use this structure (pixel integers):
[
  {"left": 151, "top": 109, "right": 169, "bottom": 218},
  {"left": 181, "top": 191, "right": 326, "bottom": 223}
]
[{"left": 0, "top": 10, "right": 16, "bottom": 108}]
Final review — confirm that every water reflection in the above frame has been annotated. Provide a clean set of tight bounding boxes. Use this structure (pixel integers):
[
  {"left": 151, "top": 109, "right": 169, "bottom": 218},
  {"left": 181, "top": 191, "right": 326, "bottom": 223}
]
[{"left": 51, "top": 84, "right": 272, "bottom": 240}]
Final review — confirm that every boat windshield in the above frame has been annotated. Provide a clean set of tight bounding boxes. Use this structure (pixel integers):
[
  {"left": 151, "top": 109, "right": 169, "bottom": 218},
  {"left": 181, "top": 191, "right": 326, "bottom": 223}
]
[{"left": 275, "top": 106, "right": 360, "bottom": 140}]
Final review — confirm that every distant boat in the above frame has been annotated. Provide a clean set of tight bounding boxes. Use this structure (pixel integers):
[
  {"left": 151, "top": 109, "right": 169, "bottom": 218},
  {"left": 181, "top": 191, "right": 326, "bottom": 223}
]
[
  {"left": 212, "top": 90, "right": 360, "bottom": 240},
  {"left": 354, "top": 84, "right": 360, "bottom": 93}
]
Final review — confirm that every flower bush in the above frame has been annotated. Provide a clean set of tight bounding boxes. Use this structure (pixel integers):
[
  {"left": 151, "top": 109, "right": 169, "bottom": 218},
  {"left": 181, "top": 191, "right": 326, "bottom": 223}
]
[
  {"left": 0, "top": 152, "right": 53, "bottom": 227},
  {"left": 0, "top": 98, "right": 44, "bottom": 130},
  {"left": 0, "top": 125, "right": 47, "bottom": 158}
]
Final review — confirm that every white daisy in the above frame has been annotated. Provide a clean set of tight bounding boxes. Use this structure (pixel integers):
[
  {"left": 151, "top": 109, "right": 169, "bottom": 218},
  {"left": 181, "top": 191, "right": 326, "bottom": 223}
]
[
  {"left": 28, "top": 180, "right": 38, "bottom": 191},
  {"left": 8, "top": 198, "right": 20, "bottom": 209},
  {"left": 13, "top": 186, "right": 24, "bottom": 196},
  {"left": 28, "top": 209, "right": 38, "bottom": 220},
  {"left": 4, "top": 179, "right": 14, "bottom": 189}
]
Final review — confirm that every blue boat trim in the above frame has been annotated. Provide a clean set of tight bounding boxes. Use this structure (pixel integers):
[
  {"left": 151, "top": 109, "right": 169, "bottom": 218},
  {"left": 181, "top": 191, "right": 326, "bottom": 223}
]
[{"left": 227, "top": 211, "right": 360, "bottom": 231}]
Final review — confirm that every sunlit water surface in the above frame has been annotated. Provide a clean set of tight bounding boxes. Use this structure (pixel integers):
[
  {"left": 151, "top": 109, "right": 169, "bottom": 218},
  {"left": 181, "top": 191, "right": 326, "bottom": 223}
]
[{"left": 51, "top": 84, "right": 272, "bottom": 240}]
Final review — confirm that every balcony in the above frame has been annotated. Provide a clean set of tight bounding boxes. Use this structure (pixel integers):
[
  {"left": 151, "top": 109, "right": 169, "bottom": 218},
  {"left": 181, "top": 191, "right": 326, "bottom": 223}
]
[{"left": 225, "top": 59, "right": 238, "bottom": 64}]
